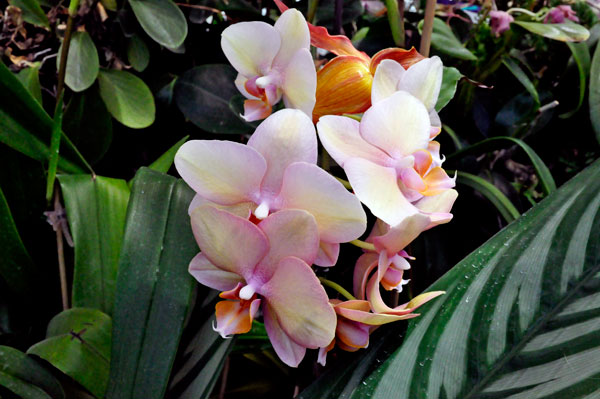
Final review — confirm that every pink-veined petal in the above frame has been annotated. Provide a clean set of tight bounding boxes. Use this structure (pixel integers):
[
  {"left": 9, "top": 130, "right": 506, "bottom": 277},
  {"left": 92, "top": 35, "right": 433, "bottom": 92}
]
[
  {"left": 317, "top": 115, "right": 390, "bottom": 168},
  {"left": 399, "top": 56, "right": 443, "bottom": 112},
  {"left": 188, "top": 194, "right": 252, "bottom": 219},
  {"left": 281, "top": 49, "right": 317, "bottom": 116},
  {"left": 272, "top": 9, "right": 310, "bottom": 68},
  {"left": 221, "top": 21, "right": 281, "bottom": 77},
  {"left": 248, "top": 109, "right": 317, "bottom": 196},
  {"left": 214, "top": 297, "right": 261, "bottom": 338},
  {"left": 372, "top": 213, "right": 431, "bottom": 255},
  {"left": 189, "top": 253, "right": 244, "bottom": 291},
  {"left": 190, "top": 205, "right": 268, "bottom": 280},
  {"left": 261, "top": 256, "right": 336, "bottom": 348},
  {"left": 371, "top": 59, "right": 405, "bottom": 104},
  {"left": 314, "top": 241, "right": 340, "bottom": 267},
  {"left": 263, "top": 304, "right": 307, "bottom": 367},
  {"left": 278, "top": 162, "right": 367, "bottom": 243},
  {"left": 344, "top": 158, "right": 417, "bottom": 226},
  {"left": 360, "top": 91, "right": 431, "bottom": 159},
  {"left": 253, "top": 209, "right": 319, "bottom": 283},
  {"left": 175, "top": 141, "right": 266, "bottom": 205}
]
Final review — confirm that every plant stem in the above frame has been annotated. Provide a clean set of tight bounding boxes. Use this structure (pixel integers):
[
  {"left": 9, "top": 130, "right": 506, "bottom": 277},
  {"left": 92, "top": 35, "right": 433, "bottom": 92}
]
[
  {"left": 385, "top": 0, "right": 405, "bottom": 47},
  {"left": 419, "top": 0, "right": 436, "bottom": 56},
  {"left": 54, "top": 188, "right": 69, "bottom": 310},
  {"left": 307, "top": 0, "right": 319, "bottom": 23},
  {"left": 318, "top": 277, "right": 357, "bottom": 301},
  {"left": 349, "top": 239, "right": 376, "bottom": 251},
  {"left": 333, "top": 0, "right": 343, "bottom": 34}
]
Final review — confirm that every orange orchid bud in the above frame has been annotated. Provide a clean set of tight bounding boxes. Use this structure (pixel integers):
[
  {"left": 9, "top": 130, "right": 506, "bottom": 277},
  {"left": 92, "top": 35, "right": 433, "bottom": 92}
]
[{"left": 313, "top": 56, "right": 373, "bottom": 121}]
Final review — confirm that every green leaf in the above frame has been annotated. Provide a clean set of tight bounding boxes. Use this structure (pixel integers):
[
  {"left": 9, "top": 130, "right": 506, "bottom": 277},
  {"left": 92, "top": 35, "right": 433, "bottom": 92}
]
[
  {"left": 502, "top": 57, "right": 540, "bottom": 107},
  {"left": 16, "top": 65, "right": 42, "bottom": 104},
  {"left": 0, "top": 346, "right": 65, "bottom": 399},
  {"left": 0, "top": 373, "right": 52, "bottom": 399},
  {"left": 46, "top": 96, "right": 63, "bottom": 201},
  {"left": 590, "top": 42, "right": 600, "bottom": 144},
  {"left": 447, "top": 136, "right": 556, "bottom": 196},
  {"left": 174, "top": 65, "right": 252, "bottom": 134},
  {"left": 57, "top": 31, "right": 100, "bottom": 93},
  {"left": 106, "top": 168, "right": 197, "bottom": 399},
  {"left": 129, "top": 0, "right": 187, "bottom": 48},
  {"left": 58, "top": 175, "right": 130, "bottom": 314},
  {"left": 0, "top": 186, "right": 37, "bottom": 298},
  {"left": 456, "top": 171, "right": 521, "bottom": 223},
  {"left": 7, "top": 0, "right": 49, "bottom": 29},
  {"left": 419, "top": 18, "right": 477, "bottom": 61},
  {"left": 127, "top": 35, "right": 150, "bottom": 72},
  {"left": 513, "top": 21, "right": 590, "bottom": 42},
  {"left": 63, "top": 88, "right": 113, "bottom": 165},
  {"left": 331, "top": 158, "right": 600, "bottom": 399},
  {"left": 435, "top": 66, "right": 461, "bottom": 112},
  {"left": 148, "top": 135, "right": 188, "bottom": 173},
  {"left": 97, "top": 69, "right": 155, "bottom": 129},
  {"left": 0, "top": 61, "right": 87, "bottom": 173},
  {"left": 384, "top": 0, "right": 403, "bottom": 47},
  {"left": 100, "top": 0, "right": 117, "bottom": 11},
  {"left": 561, "top": 42, "right": 591, "bottom": 118},
  {"left": 28, "top": 308, "right": 112, "bottom": 399}
]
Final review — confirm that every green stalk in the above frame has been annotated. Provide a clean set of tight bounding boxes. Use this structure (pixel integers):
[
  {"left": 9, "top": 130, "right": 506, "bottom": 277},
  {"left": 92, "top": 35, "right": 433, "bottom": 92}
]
[{"left": 318, "top": 277, "right": 357, "bottom": 301}]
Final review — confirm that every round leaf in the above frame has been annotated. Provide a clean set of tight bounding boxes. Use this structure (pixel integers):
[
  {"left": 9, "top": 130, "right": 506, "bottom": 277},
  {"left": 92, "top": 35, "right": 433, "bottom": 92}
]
[
  {"left": 127, "top": 35, "right": 150, "bottom": 72},
  {"left": 58, "top": 31, "right": 100, "bottom": 93},
  {"left": 97, "top": 69, "right": 155, "bottom": 129},
  {"left": 129, "top": 0, "right": 187, "bottom": 48}
]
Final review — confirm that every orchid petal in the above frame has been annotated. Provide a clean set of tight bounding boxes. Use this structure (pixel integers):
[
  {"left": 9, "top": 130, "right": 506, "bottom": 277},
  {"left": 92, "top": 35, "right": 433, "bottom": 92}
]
[
  {"left": 190, "top": 205, "right": 269, "bottom": 280},
  {"left": 314, "top": 241, "right": 340, "bottom": 267},
  {"left": 335, "top": 300, "right": 417, "bottom": 325},
  {"left": 317, "top": 115, "right": 390, "bottom": 167},
  {"left": 254, "top": 209, "right": 319, "bottom": 282},
  {"left": 214, "top": 297, "right": 261, "bottom": 338},
  {"left": 248, "top": 109, "right": 317, "bottom": 196},
  {"left": 336, "top": 319, "right": 370, "bottom": 348},
  {"left": 221, "top": 21, "right": 281, "bottom": 77},
  {"left": 422, "top": 167, "right": 456, "bottom": 196},
  {"left": 189, "top": 253, "right": 244, "bottom": 291},
  {"left": 372, "top": 213, "right": 431, "bottom": 255},
  {"left": 353, "top": 253, "right": 378, "bottom": 300},
  {"left": 272, "top": 9, "right": 310, "bottom": 68},
  {"left": 429, "top": 110, "right": 441, "bottom": 127},
  {"left": 414, "top": 189, "right": 458, "bottom": 227},
  {"left": 263, "top": 304, "right": 307, "bottom": 367},
  {"left": 242, "top": 99, "right": 272, "bottom": 122},
  {"left": 175, "top": 141, "right": 266, "bottom": 205},
  {"left": 400, "top": 57, "right": 443, "bottom": 112},
  {"left": 360, "top": 91, "right": 431, "bottom": 159},
  {"left": 344, "top": 158, "right": 417, "bottom": 226},
  {"left": 188, "top": 194, "right": 252, "bottom": 219},
  {"left": 368, "top": 47, "right": 425, "bottom": 75},
  {"left": 261, "top": 256, "right": 336, "bottom": 348},
  {"left": 234, "top": 74, "right": 256, "bottom": 99},
  {"left": 371, "top": 59, "right": 405, "bottom": 104},
  {"left": 281, "top": 49, "right": 317, "bottom": 116},
  {"left": 278, "top": 162, "right": 367, "bottom": 243}
]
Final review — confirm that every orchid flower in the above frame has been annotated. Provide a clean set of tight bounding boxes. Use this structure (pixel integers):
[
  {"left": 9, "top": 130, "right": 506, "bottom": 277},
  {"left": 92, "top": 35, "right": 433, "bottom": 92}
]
[
  {"left": 545, "top": 5, "right": 579, "bottom": 23},
  {"left": 221, "top": 8, "right": 316, "bottom": 121},
  {"left": 371, "top": 56, "right": 444, "bottom": 126},
  {"left": 317, "top": 91, "right": 457, "bottom": 234},
  {"left": 274, "top": 0, "right": 425, "bottom": 121},
  {"left": 175, "top": 109, "right": 367, "bottom": 266},
  {"left": 189, "top": 204, "right": 336, "bottom": 367},
  {"left": 489, "top": 10, "right": 514, "bottom": 37}
]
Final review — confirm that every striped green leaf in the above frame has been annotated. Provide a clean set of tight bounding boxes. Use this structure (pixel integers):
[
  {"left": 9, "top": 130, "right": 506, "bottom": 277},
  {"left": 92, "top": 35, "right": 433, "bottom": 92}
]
[{"left": 303, "top": 158, "right": 600, "bottom": 399}]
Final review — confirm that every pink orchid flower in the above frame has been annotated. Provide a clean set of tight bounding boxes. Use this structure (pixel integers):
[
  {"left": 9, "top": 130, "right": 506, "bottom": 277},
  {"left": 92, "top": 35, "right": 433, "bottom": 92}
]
[
  {"left": 221, "top": 8, "right": 316, "bottom": 121},
  {"left": 175, "top": 109, "right": 367, "bottom": 266},
  {"left": 317, "top": 91, "right": 456, "bottom": 232},
  {"left": 545, "top": 5, "right": 579, "bottom": 23},
  {"left": 489, "top": 10, "right": 514, "bottom": 37},
  {"left": 371, "top": 56, "right": 444, "bottom": 126},
  {"left": 189, "top": 204, "right": 336, "bottom": 367}
]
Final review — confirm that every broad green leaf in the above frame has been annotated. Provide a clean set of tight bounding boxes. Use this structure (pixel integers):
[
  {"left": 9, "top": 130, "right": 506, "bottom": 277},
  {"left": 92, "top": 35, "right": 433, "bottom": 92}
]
[
  {"left": 435, "top": 66, "right": 461, "bottom": 112},
  {"left": 106, "top": 168, "right": 197, "bottom": 399},
  {"left": 174, "top": 65, "right": 252, "bottom": 134},
  {"left": 127, "top": 35, "right": 150, "bottom": 72},
  {"left": 447, "top": 136, "right": 556, "bottom": 195},
  {"left": 384, "top": 0, "right": 403, "bottom": 47},
  {"left": 0, "top": 61, "right": 87, "bottom": 173},
  {"left": 0, "top": 186, "right": 37, "bottom": 298},
  {"left": 46, "top": 96, "right": 63, "bottom": 201},
  {"left": 28, "top": 308, "right": 112, "bottom": 398},
  {"left": 7, "top": 0, "right": 49, "bottom": 28},
  {"left": 0, "top": 346, "right": 65, "bottom": 399},
  {"left": 456, "top": 171, "right": 521, "bottom": 223},
  {"left": 561, "top": 42, "right": 591, "bottom": 118},
  {"left": 63, "top": 88, "right": 113, "bottom": 165},
  {"left": 321, "top": 158, "right": 600, "bottom": 398},
  {"left": 97, "top": 69, "right": 155, "bottom": 129},
  {"left": 0, "top": 373, "right": 52, "bottom": 399},
  {"left": 57, "top": 31, "right": 100, "bottom": 92},
  {"left": 590, "top": 42, "right": 600, "bottom": 144},
  {"left": 148, "top": 135, "right": 189, "bottom": 173},
  {"left": 419, "top": 18, "right": 477, "bottom": 61},
  {"left": 58, "top": 175, "right": 130, "bottom": 314},
  {"left": 100, "top": 0, "right": 117, "bottom": 11},
  {"left": 502, "top": 57, "right": 540, "bottom": 107},
  {"left": 513, "top": 21, "right": 590, "bottom": 42},
  {"left": 16, "top": 65, "right": 42, "bottom": 104},
  {"left": 129, "top": 0, "right": 187, "bottom": 48}
]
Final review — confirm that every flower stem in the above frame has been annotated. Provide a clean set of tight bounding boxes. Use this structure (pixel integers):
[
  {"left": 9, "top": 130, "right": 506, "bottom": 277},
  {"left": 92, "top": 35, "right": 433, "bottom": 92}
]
[
  {"left": 349, "top": 239, "right": 376, "bottom": 251},
  {"left": 318, "top": 277, "right": 357, "bottom": 301},
  {"left": 419, "top": 0, "right": 437, "bottom": 57}
]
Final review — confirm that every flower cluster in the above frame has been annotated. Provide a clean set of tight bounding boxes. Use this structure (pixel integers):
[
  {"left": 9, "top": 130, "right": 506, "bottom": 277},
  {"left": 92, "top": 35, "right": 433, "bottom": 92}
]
[{"left": 175, "top": 6, "right": 457, "bottom": 367}]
